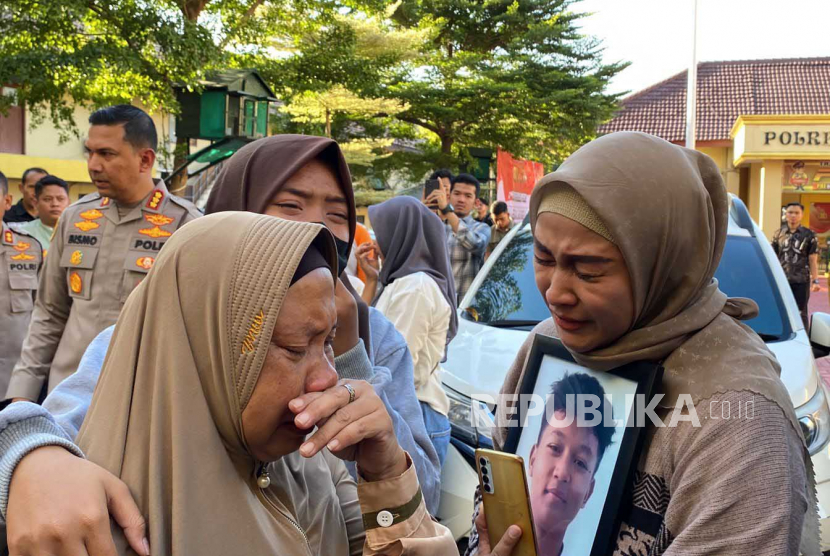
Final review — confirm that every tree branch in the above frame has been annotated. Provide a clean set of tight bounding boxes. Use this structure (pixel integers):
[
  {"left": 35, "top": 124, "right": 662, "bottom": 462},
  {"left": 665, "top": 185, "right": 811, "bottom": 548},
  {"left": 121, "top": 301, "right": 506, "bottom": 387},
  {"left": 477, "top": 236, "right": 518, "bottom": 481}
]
[
  {"left": 219, "top": 0, "right": 266, "bottom": 48},
  {"left": 86, "top": 0, "right": 174, "bottom": 86},
  {"left": 396, "top": 115, "right": 441, "bottom": 136}
]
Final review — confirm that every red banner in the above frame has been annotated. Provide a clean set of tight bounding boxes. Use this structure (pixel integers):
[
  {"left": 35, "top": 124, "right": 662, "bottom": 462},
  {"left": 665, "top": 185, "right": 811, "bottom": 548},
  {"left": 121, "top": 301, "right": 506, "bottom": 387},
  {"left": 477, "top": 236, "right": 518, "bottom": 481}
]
[
  {"left": 810, "top": 203, "right": 830, "bottom": 234},
  {"left": 496, "top": 149, "right": 545, "bottom": 221}
]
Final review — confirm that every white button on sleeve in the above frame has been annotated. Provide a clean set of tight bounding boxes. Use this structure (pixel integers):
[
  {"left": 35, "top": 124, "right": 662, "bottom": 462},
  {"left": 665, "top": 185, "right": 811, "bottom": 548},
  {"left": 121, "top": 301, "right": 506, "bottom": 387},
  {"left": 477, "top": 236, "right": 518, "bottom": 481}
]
[{"left": 376, "top": 510, "right": 394, "bottom": 528}]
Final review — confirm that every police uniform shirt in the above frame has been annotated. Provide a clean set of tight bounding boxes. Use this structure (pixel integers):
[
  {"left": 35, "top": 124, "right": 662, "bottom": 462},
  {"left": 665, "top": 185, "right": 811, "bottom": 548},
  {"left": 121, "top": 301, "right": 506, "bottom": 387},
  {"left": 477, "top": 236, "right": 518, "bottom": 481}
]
[
  {"left": 0, "top": 223, "right": 42, "bottom": 395},
  {"left": 6, "top": 182, "right": 201, "bottom": 400}
]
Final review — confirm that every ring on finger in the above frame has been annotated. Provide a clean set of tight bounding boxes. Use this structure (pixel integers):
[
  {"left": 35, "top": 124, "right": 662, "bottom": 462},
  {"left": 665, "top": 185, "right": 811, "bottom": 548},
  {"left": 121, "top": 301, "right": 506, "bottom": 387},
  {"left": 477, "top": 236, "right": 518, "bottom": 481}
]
[{"left": 341, "top": 383, "right": 356, "bottom": 404}]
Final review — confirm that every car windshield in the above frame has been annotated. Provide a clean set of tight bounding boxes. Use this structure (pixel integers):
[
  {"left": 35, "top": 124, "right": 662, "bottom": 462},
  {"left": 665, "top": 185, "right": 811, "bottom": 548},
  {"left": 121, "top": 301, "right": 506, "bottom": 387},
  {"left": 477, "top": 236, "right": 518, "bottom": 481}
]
[
  {"left": 464, "top": 226, "right": 790, "bottom": 340},
  {"left": 463, "top": 225, "right": 548, "bottom": 330},
  {"left": 714, "top": 236, "right": 790, "bottom": 340}
]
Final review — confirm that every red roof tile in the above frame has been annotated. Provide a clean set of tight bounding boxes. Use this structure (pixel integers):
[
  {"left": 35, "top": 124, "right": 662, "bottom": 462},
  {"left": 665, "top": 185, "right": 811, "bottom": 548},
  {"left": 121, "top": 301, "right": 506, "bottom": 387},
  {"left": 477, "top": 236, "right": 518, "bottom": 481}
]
[{"left": 598, "top": 58, "right": 830, "bottom": 142}]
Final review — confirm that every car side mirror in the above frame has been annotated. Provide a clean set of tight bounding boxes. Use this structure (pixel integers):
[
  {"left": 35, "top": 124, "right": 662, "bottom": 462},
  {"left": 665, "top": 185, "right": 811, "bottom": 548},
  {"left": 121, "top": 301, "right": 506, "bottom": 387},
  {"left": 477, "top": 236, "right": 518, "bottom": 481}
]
[
  {"left": 462, "top": 307, "right": 480, "bottom": 322},
  {"left": 810, "top": 312, "right": 830, "bottom": 359}
]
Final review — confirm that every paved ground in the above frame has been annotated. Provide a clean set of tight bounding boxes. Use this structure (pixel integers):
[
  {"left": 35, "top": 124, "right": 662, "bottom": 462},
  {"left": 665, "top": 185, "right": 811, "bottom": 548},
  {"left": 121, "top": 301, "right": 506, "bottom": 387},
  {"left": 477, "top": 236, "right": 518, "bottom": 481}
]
[{"left": 809, "top": 277, "right": 830, "bottom": 386}]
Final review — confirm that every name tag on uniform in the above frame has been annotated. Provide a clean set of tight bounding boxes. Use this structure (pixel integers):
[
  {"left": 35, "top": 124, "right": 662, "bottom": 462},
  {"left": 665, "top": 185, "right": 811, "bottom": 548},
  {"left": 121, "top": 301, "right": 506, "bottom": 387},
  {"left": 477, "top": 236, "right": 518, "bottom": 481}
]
[
  {"left": 68, "top": 234, "right": 101, "bottom": 246},
  {"left": 132, "top": 238, "right": 166, "bottom": 252}
]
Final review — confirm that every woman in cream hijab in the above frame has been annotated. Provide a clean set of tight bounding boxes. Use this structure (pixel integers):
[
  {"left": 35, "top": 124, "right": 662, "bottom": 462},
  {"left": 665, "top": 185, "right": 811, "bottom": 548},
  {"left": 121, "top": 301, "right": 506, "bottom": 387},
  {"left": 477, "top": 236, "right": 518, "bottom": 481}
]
[
  {"left": 75, "top": 212, "right": 454, "bottom": 555},
  {"left": 473, "top": 132, "right": 817, "bottom": 556}
]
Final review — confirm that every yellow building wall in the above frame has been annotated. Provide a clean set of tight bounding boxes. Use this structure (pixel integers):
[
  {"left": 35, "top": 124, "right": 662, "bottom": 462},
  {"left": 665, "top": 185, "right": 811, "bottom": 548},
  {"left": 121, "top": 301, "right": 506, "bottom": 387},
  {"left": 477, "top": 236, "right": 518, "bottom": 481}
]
[
  {"left": 23, "top": 102, "right": 171, "bottom": 167},
  {"left": 697, "top": 146, "right": 741, "bottom": 196},
  {"left": 0, "top": 153, "right": 95, "bottom": 203},
  {"left": 2, "top": 102, "right": 170, "bottom": 203},
  {"left": 356, "top": 206, "right": 371, "bottom": 228},
  {"left": 748, "top": 163, "right": 763, "bottom": 222},
  {"left": 758, "top": 160, "right": 784, "bottom": 239},
  {"left": 25, "top": 104, "right": 92, "bottom": 161}
]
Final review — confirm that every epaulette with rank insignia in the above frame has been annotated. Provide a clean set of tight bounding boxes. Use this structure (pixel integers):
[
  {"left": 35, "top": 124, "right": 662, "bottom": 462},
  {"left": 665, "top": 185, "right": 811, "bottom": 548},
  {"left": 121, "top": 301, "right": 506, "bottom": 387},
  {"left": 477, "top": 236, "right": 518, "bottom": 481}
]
[{"left": 145, "top": 189, "right": 165, "bottom": 211}]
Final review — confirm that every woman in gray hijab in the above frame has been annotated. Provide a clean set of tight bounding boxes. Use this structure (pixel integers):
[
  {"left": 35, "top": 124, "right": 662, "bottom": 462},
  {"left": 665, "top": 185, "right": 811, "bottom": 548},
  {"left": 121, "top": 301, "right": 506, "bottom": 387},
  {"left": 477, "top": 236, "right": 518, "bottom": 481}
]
[{"left": 356, "top": 196, "right": 458, "bottom": 465}]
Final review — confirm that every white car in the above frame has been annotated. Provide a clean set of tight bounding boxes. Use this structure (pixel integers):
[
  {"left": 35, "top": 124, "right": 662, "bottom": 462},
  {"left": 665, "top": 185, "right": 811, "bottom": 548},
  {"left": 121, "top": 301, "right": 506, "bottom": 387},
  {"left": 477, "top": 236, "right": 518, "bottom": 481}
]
[{"left": 436, "top": 195, "right": 830, "bottom": 550}]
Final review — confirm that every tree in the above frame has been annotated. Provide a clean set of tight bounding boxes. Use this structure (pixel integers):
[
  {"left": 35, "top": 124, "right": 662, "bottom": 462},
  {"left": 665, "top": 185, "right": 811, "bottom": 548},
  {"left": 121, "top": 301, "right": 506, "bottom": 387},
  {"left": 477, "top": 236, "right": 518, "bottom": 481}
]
[
  {"left": 338, "top": 138, "right": 395, "bottom": 167},
  {"left": 281, "top": 85, "right": 407, "bottom": 138},
  {"left": 0, "top": 0, "right": 383, "bottom": 157},
  {"left": 0, "top": 0, "right": 264, "bottom": 192},
  {"left": 0, "top": 0, "right": 240, "bottom": 130},
  {"left": 271, "top": 0, "right": 626, "bottom": 176},
  {"left": 378, "top": 0, "right": 626, "bottom": 168}
]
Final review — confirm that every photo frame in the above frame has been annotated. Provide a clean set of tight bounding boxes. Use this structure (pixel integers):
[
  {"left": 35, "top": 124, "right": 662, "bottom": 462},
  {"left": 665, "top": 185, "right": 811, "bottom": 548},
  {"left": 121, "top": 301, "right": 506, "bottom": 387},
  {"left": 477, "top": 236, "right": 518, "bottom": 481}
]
[{"left": 502, "top": 334, "right": 662, "bottom": 556}]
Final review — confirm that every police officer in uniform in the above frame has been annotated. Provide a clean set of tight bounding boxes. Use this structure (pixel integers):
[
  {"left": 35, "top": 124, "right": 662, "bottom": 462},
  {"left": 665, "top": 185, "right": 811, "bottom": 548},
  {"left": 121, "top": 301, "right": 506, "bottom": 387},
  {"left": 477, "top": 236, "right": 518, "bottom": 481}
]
[
  {"left": 0, "top": 171, "right": 43, "bottom": 395},
  {"left": 6, "top": 105, "right": 201, "bottom": 401}
]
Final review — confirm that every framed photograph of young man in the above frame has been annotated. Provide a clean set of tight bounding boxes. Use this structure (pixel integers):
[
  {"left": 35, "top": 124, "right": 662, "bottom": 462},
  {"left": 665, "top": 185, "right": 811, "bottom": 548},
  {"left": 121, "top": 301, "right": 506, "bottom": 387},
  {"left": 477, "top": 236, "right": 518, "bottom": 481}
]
[{"left": 501, "top": 334, "right": 662, "bottom": 556}]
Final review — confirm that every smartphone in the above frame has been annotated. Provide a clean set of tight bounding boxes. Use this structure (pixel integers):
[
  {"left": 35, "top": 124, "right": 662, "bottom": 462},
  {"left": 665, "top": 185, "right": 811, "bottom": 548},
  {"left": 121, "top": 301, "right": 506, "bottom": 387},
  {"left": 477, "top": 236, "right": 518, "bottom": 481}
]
[
  {"left": 476, "top": 449, "right": 538, "bottom": 556},
  {"left": 423, "top": 178, "right": 441, "bottom": 201}
]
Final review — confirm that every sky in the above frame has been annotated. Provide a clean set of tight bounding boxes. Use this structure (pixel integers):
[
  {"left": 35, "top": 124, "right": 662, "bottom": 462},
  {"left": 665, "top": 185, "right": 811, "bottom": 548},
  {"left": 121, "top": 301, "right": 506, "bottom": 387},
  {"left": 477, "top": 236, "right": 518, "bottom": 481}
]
[{"left": 576, "top": 0, "right": 830, "bottom": 96}]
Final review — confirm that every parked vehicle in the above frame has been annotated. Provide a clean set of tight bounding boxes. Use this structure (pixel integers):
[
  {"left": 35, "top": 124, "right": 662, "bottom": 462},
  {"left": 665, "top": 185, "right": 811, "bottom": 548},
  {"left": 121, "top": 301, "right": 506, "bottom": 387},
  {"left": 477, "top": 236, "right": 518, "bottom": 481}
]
[{"left": 436, "top": 196, "right": 830, "bottom": 551}]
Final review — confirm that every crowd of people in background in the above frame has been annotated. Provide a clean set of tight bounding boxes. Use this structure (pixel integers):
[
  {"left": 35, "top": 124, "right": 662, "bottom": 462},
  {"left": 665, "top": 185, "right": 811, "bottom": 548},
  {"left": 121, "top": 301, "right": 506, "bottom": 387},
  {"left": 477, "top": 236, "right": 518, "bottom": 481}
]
[{"left": 3, "top": 169, "right": 72, "bottom": 251}]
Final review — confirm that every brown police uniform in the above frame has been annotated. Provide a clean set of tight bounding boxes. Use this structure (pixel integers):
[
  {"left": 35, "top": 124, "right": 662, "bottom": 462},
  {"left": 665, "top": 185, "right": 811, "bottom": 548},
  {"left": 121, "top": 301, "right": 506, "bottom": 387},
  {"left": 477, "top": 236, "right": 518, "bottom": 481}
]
[
  {"left": 5, "top": 182, "right": 201, "bottom": 400},
  {"left": 0, "top": 224, "right": 43, "bottom": 395}
]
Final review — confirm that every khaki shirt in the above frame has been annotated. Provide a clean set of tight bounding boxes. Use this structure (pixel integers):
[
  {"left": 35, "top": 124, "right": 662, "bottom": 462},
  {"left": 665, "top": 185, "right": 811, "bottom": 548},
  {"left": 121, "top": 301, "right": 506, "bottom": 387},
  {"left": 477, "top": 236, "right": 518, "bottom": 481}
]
[
  {"left": 6, "top": 183, "right": 201, "bottom": 400},
  {"left": 0, "top": 224, "right": 43, "bottom": 394},
  {"left": 487, "top": 220, "right": 516, "bottom": 255}
]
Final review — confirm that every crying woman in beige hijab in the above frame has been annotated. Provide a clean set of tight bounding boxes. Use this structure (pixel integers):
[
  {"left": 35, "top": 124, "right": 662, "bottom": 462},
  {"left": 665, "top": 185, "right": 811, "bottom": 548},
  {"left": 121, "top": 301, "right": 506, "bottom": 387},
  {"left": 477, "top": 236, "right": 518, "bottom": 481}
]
[
  {"left": 474, "top": 132, "right": 818, "bottom": 556},
  {"left": 75, "top": 212, "right": 454, "bottom": 555}
]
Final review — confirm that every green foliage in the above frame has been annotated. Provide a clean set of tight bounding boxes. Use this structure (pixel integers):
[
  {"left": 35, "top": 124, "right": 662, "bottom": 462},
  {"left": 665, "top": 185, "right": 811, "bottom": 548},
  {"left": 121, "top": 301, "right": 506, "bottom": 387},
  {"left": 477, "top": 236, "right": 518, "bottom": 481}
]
[
  {"left": 0, "top": 0, "right": 383, "bottom": 136},
  {"left": 1, "top": 0, "right": 625, "bottom": 179},
  {"left": 382, "top": 0, "right": 627, "bottom": 167},
  {"left": 353, "top": 188, "right": 396, "bottom": 207},
  {"left": 273, "top": 0, "right": 626, "bottom": 177},
  {"left": 0, "top": 0, "right": 225, "bottom": 138}
]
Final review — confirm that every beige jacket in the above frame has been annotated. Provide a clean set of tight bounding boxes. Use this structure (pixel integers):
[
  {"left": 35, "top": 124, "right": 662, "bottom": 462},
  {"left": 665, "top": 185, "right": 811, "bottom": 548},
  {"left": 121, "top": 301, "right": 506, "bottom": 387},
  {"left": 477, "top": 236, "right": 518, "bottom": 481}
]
[
  {"left": 0, "top": 223, "right": 42, "bottom": 394},
  {"left": 5, "top": 182, "right": 200, "bottom": 400},
  {"left": 272, "top": 449, "right": 457, "bottom": 555}
]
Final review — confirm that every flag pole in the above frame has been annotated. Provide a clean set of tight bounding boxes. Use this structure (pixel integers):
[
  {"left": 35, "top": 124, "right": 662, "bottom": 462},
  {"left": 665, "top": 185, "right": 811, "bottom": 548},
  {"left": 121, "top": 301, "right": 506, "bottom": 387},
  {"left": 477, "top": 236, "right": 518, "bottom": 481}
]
[{"left": 685, "top": 0, "right": 699, "bottom": 149}]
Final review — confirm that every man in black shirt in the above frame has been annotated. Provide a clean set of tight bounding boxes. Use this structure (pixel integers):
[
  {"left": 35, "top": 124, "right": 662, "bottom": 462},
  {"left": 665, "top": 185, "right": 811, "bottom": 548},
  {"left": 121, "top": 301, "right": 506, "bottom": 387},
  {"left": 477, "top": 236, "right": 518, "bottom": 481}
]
[
  {"left": 772, "top": 202, "right": 820, "bottom": 330},
  {"left": 474, "top": 197, "right": 494, "bottom": 227},
  {"left": 3, "top": 167, "right": 47, "bottom": 224}
]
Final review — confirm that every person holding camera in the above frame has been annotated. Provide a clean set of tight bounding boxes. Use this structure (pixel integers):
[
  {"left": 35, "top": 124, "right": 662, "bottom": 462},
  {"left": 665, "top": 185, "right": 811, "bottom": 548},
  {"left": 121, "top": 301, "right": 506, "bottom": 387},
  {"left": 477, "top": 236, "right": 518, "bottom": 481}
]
[{"left": 424, "top": 173, "right": 491, "bottom": 303}]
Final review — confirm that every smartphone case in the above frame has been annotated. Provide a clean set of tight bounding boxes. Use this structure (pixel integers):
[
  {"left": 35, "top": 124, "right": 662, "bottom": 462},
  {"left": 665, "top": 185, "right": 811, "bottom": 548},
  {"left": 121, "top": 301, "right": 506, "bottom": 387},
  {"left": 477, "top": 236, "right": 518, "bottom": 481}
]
[{"left": 475, "top": 449, "right": 538, "bottom": 556}]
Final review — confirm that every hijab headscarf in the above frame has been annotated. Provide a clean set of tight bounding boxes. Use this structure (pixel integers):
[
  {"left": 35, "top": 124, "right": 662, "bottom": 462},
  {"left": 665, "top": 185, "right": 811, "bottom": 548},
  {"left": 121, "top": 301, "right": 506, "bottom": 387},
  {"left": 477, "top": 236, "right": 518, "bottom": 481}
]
[
  {"left": 494, "top": 132, "right": 819, "bottom": 552},
  {"left": 76, "top": 213, "right": 349, "bottom": 555},
  {"left": 368, "top": 196, "right": 458, "bottom": 351},
  {"left": 205, "top": 134, "right": 371, "bottom": 353}
]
